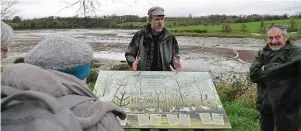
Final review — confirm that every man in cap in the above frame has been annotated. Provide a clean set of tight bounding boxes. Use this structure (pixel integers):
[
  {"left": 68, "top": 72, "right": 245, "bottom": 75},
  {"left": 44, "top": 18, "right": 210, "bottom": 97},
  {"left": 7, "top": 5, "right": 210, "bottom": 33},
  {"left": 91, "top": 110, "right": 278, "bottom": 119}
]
[
  {"left": 125, "top": 6, "right": 181, "bottom": 72},
  {"left": 1, "top": 21, "right": 14, "bottom": 60}
]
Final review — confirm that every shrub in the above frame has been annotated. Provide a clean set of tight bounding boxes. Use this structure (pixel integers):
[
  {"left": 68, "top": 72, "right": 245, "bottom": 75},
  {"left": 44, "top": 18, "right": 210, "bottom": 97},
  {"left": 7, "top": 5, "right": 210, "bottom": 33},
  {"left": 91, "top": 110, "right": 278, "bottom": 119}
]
[
  {"left": 194, "top": 29, "right": 208, "bottom": 33},
  {"left": 222, "top": 23, "right": 232, "bottom": 32},
  {"left": 90, "top": 60, "right": 101, "bottom": 68},
  {"left": 88, "top": 82, "right": 95, "bottom": 91},
  {"left": 111, "top": 64, "right": 131, "bottom": 70},
  {"left": 86, "top": 69, "right": 98, "bottom": 85},
  {"left": 240, "top": 24, "right": 247, "bottom": 32},
  {"left": 213, "top": 72, "right": 257, "bottom": 108}
]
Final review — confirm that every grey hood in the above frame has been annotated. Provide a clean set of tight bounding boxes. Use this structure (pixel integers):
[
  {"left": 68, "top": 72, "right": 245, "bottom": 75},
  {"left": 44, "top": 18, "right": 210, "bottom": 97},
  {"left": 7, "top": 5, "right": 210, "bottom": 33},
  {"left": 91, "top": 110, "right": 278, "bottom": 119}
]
[{"left": 1, "top": 63, "right": 127, "bottom": 131}]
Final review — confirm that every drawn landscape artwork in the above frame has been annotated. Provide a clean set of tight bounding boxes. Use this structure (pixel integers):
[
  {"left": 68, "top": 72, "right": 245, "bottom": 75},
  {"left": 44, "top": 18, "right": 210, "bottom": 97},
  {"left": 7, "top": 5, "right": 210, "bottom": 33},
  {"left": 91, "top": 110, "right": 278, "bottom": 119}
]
[{"left": 93, "top": 71, "right": 232, "bottom": 129}]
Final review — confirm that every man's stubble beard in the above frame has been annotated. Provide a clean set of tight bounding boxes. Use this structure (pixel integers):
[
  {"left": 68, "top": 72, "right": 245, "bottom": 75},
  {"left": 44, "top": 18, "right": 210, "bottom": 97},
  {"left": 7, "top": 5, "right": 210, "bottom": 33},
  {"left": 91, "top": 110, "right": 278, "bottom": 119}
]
[
  {"left": 268, "top": 42, "right": 285, "bottom": 51},
  {"left": 155, "top": 28, "right": 163, "bottom": 32}
]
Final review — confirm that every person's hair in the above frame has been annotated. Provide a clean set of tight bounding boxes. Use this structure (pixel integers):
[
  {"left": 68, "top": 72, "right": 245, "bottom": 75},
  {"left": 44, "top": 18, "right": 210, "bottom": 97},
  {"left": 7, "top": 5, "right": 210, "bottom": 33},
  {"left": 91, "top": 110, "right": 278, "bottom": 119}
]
[
  {"left": 13, "top": 57, "right": 25, "bottom": 64},
  {"left": 1, "top": 21, "right": 14, "bottom": 45},
  {"left": 147, "top": 15, "right": 165, "bottom": 22},
  {"left": 267, "top": 24, "right": 288, "bottom": 38},
  {"left": 147, "top": 14, "right": 153, "bottom": 22}
]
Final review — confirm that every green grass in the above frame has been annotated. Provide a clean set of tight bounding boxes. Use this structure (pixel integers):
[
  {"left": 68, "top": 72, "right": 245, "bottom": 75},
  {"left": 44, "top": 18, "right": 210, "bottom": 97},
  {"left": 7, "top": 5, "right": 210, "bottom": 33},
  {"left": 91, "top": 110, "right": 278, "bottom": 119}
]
[
  {"left": 117, "top": 19, "right": 301, "bottom": 40},
  {"left": 172, "top": 31, "right": 262, "bottom": 38},
  {"left": 168, "top": 19, "right": 301, "bottom": 32},
  {"left": 168, "top": 19, "right": 301, "bottom": 40}
]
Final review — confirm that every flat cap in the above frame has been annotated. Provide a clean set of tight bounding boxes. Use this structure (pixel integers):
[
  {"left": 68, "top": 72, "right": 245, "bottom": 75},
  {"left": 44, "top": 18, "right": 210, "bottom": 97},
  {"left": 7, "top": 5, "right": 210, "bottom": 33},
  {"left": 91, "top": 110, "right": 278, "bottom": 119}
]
[{"left": 148, "top": 6, "right": 165, "bottom": 16}]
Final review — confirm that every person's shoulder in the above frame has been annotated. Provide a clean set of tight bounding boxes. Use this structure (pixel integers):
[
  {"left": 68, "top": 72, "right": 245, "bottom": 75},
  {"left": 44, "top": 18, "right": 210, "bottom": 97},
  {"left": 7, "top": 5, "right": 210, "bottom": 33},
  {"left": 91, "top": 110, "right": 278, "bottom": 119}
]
[
  {"left": 132, "top": 29, "right": 146, "bottom": 38},
  {"left": 258, "top": 49, "right": 264, "bottom": 56},
  {"left": 257, "top": 45, "right": 268, "bottom": 56},
  {"left": 134, "top": 29, "right": 144, "bottom": 34},
  {"left": 290, "top": 43, "right": 301, "bottom": 48},
  {"left": 287, "top": 43, "right": 301, "bottom": 51},
  {"left": 169, "top": 33, "right": 176, "bottom": 38},
  {"left": 165, "top": 29, "right": 176, "bottom": 40}
]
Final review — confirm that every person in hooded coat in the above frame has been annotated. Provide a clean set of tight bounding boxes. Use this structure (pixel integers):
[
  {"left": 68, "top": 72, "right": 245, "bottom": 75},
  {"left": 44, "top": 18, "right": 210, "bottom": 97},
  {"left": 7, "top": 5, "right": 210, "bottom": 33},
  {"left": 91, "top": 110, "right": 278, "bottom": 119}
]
[
  {"left": 1, "top": 36, "right": 127, "bottom": 131},
  {"left": 260, "top": 57, "right": 301, "bottom": 131}
]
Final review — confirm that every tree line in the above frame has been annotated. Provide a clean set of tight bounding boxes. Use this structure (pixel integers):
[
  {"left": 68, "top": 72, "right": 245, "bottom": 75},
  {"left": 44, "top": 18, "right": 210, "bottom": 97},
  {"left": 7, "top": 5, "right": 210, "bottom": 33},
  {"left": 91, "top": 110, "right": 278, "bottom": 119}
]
[{"left": 3, "top": 13, "right": 301, "bottom": 30}]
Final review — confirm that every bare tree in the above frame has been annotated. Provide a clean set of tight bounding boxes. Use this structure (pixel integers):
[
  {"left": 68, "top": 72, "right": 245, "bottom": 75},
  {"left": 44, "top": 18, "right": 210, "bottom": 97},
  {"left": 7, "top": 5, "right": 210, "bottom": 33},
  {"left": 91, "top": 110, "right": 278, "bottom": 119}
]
[
  {"left": 1, "top": 0, "right": 20, "bottom": 19},
  {"left": 115, "top": 88, "right": 130, "bottom": 107},
  {"left": 113, "top": 73, "right": 130, "bottom": 107},
  {"left": 101, "top": 73, "right": 113, "bottom": 96},
  {"left": 168, "top": 75, "right": 186, "bottom": 107},
  {"left": 59, "top": 0, "right": 101, "bottom": 17},
  {"left": 59, "top": 0, "right": 157, "bottom": 17},
  {"left": 154, "top": 88, "right": 162, "bottom": 109},
  {"left": 162, "top": 86, "right": 169, "bottom": 112},
  {"left": 93, "top": 72, "right": 114, "bottom": 98},
  {"left": 131, "top": 72, "right": 147, "bottom": 111},
  {"left": 193, "top": 75, "right": 207, "bottom": 105}
]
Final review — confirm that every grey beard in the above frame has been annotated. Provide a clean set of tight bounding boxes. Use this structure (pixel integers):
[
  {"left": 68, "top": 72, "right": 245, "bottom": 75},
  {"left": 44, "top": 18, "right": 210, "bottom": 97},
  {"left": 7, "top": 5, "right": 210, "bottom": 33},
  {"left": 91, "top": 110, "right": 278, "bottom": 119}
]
[
  {"left": 269, "top": 45, "right": 284, "bottom": 51},
  {"left": 270, "top": 47, "right": 281, "bottom": 51}
]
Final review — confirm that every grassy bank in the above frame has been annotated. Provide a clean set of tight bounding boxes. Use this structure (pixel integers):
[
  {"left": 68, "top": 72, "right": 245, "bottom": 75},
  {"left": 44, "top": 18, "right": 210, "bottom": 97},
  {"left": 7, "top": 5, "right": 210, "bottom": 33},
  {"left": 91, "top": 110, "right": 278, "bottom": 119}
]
[
  {"left": 87, "top": 62, "right": 259, "bottom": 131},
  {"left": 169, "top": 19, "right": 301, "bottom": 40},
  {"left": 168, "top": 19, "right": 301, "bottom": 32},
  {"left": 118, "top": 19, "right": 301, "bottom": 40}
]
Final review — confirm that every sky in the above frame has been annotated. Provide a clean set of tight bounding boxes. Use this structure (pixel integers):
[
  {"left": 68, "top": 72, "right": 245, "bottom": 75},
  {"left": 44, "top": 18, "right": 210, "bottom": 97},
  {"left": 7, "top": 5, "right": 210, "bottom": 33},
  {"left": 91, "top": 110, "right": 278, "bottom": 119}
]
[{"left": 11, "top": 0, "right": 301, "bottom": 19}]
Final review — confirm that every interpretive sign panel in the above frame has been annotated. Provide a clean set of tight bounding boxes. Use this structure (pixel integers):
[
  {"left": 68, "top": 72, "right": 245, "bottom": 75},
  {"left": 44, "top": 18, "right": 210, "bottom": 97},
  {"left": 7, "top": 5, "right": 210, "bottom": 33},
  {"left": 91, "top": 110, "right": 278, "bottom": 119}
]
[{"left": 93, "top": 71, "right": 231, "bottom": 129}]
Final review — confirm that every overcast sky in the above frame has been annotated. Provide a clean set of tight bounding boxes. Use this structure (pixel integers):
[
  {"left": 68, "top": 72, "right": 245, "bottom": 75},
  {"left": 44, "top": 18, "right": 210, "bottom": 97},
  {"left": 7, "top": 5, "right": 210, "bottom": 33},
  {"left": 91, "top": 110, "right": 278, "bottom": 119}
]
[{"left": 12, "top": 0, "right": 301, "bottom": 19}]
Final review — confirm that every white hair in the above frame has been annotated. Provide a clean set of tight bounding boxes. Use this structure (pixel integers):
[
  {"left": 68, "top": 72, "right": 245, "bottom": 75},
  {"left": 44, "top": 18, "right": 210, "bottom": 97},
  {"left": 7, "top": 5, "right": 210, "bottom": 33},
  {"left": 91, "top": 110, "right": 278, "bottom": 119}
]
[
  {"left": 1, "top": 21, "right": 14, "bottom": 45},
  {"left": 267, "top": 24, "right": 288, "bottom": 38}
]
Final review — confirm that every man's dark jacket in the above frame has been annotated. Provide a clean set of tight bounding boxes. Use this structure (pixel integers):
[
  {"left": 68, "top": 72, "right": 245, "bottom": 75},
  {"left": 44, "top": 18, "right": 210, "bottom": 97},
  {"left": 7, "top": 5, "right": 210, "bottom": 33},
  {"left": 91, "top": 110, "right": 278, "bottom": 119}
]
[
  {"left": 249, "top": 43, "right": 301, "bottom": 113},
  {"left": 125, "top": 24, "right": 180, "bottom": 71},
  {"left": 260, "top": 58, "right": 301, "bottom": 131}
]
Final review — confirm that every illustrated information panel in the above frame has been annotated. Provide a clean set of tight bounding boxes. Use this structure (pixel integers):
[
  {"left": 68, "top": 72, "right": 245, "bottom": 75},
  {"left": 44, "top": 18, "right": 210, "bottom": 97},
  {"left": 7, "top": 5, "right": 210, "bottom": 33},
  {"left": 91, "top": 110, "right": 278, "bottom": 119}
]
[{"left": 93, "top": 71, "right": 232, "bottom": 129}]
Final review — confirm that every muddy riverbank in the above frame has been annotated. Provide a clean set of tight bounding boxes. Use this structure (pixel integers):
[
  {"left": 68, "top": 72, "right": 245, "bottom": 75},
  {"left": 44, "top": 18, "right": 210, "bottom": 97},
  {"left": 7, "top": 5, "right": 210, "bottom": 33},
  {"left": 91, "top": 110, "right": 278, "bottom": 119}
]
[{"left": 4, "top": 29, "right": 299, "bottom": 77}]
